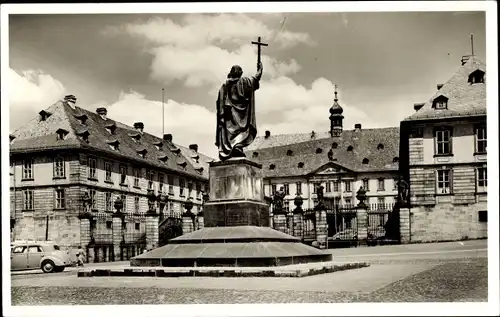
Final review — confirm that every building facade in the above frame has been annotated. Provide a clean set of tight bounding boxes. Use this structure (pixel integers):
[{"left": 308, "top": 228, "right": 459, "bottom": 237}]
[
  {"left": 9, "top": 98, "right": 211, "bottom": 262},
  {"left": 245, "top": 89, "right": 401, "bottom": 244},
  {"left": 399, "top": 55, "right": 487, "bottom": 242}
]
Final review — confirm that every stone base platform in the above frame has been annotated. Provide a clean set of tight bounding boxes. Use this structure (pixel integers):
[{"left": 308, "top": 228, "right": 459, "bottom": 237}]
[
  {"left": 130, "top": 226, "right": 333, "bottom": 267},
  {"left": 77, "top": 261, "right": 369, "bottom": 278}
]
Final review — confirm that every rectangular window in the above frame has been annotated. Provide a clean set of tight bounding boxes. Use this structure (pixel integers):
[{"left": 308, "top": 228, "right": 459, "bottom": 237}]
[
  {"left": 344, "top": 181, "right": 351, "bottom": 192},
  {"left": 134, "top": 196, "right": 140, "bottom": 213},
  {"left": 23, "top": 189, "right": 34, "bottom": 210},
  {"left": 196, "top": 183, "right": 202, "bottom": 199},
  {"left": 363, "top": 179, "right": 369, "bottom": 191},
  {"left": 393, "top": 178, "right": 398, "bottom": 190},
  {"left": 23, "top": 158, "right": 34, "bottom": 180},
  {"left": 325, "top": 182, "right": 331, "bottom": 193},
  {"left": 55, "top": 189, "right": 65, "bottom": 209},
  {"left": 477, "top": 167, "right": 487, "bottom": 193},
  {"left": 478, "top": 210, "right": 487, "bottom": 222},
  {"left": 435, "top": 128, "right": 452, "bottom": 155},
  {"left": 133, "top": 168, "right": 140, "bottom": 187},
  {"left": 271, "top": 184, "right": 277, "bottom": 195},
  {"left": 296, "top": 182, "right": 302, "bottom": 195},
  {"left": 377, "top": 179, "right": 385, "bottom": 191},
  {"left": 168, "top": 176, "right": 174, "bottom": 195},
  {"left": 158, "top": 173, "right": 164, "bottom": 193},
  {"left": 135, "top": 223, "right": 140, "bottom": 230},
  {"left": 179, "top": 179, "right": 185, "bottom": 196},
  {"left": 119, "top": 165, "right": 127, "bottom": 184},
  {"left": 188, "top": 182, "right": 193, "bottom": 197},
  {"left": 106, "top": 221, "right": 112, "bottom": 229},
  {"left": 88, "top": 157, "right": 97, "bottom": 179},
  {"left": 284, "top": 201, "right": 290, "bottom": 212},
  {"left": 105, "top": 192, "right": 112, "bottom": 211},
  {"left": 475, "top": 126, "right": 487, "bottom": 154},
  {"left": 334, "top": 197, "right": 341, "bottom": 207},
  {"left": 104, "top": 161, "right": 112, "bottom": 182},
  {"left": 169, "top": 202, "right": 174, "bottom": 214},
  {"left": 90, "top": 219, "right": 97, "bottom": 230},
  {"left": 333, "top": 181, "right": 339, "bottom": 192},
  {"left": 283, "top": 183, "right": 289, "bottom": 195},
  {"left": 344, "top": 197, "right": 352, "bottom": 206},
  {"left": 437, "top": 169, "right": 452, "bottom": 194},
  {"left": 147, "top": 170, "right": 154, "bottom": 190},
  {"left": 53, "top": 156, "right": 65, "bottom": 178},
  {"left": 89, "top": 189, "right": 97, "bottom": 210},
  {"left": 121, "top": 194, "right": 127, "bottom": 212}
]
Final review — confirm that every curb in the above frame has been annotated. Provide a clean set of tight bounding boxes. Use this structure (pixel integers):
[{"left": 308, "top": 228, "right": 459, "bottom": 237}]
[{"left": 77, "top": 262, "right": 369, "bottom": 278}]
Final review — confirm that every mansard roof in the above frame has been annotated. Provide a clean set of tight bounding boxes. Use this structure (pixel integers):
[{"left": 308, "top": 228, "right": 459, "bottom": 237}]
[
  {"left": 244, "top": 127, "right": 399, "bottom": 178},
  {"left": 10, "top": 100, "right": 212, "bottom": 181},
  {"left": 405, "top": 56, "right": 486, "bottom": 122}
]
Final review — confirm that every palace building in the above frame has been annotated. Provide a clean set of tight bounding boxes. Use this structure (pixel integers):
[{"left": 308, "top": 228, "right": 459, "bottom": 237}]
[
  {"left": 399, "top": 55, "right": 487, "bottom": 242},
  {"left": 245, "top": 88, "right": 400, "bottom": 212},
  {"left": 9, "top": 97, "right": 211, "bottom": 262}
]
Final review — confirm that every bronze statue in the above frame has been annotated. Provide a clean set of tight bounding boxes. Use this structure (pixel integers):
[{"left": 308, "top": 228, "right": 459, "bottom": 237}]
[
  {"left": 396, "top": 176, "right": 409, "bottom": 205},
  {"left": 215, "top": 37, "right": 266, "bottom": 161}
]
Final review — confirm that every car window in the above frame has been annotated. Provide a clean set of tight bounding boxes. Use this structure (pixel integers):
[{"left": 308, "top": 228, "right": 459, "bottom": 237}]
[
  {"left": 12, "top": 246, "right": 27, "bottom": 253},
  {"left": 28, "top": 246, "right": 43, "bottom": 253}
]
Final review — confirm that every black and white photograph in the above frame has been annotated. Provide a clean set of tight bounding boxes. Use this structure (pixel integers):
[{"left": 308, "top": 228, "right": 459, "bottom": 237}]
[{"left": 1, "top": 2, "right": 498, "bottom": 316}]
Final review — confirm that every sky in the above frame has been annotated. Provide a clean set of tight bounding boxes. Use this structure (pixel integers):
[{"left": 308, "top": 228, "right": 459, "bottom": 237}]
[{"left": 8, "top": 11, "right": 486, "bottom": 159}]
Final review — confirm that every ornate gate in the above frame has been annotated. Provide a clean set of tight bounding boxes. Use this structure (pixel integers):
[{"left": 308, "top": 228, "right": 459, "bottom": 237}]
[{"left": 326, "top": 205, "right": 358, "bottom": 248}]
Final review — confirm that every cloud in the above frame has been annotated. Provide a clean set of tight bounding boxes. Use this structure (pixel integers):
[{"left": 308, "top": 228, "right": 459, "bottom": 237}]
[
  {"left": 109, "top": 14, "right": 314, "bottom": 49},
  {"left": 106, "top": 90, "right": 219, "bottom": 158},
  {"left": 9, "top": 68, "right": 66, "bottom": 131}
]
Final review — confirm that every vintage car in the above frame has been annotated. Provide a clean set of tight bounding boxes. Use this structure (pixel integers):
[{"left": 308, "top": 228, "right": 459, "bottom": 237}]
[{"left": 11, "top": 241, "right": 72, "bottom": 273}]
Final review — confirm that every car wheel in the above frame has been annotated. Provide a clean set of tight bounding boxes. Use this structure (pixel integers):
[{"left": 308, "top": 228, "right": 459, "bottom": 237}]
[
  {"left": 41, "top": 260, "right": 55, "bottom": 273},
  {"left": 54, "top": 266, "right": 65, "bottom": 273}
]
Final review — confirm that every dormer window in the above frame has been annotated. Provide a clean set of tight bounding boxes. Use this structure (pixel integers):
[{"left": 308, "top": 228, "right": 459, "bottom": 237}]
[
  {"left": 74, "top": 113, "right": 88, "bottom": 125},
  {"left": 468, "top": 69, "right": 485, "bottom": 84},
  {"left": 158, "top": 154, "right": 168, "bottom": 164},
  {"left": 269, "top": 164, "right": 276, "bottom": 170},
  {"left": 362, "top": 158, "right": 369, "bottom": 164},
  {"left": 129, "top": 133, "right": 141, "bottom": 143},
  {"left": 56, "top": 128, "right": 69, "bottom": 140},
  {"left": 107, "top": 140, "right": 120, "bottom": 151},
  {"left": 195, "top": 167, "right": 204, "bottom": 174},
  {"left": 332, "top": 142, "right": 338, "bottom": 149},
  {"left": 39, "top": 110, "right": 52, "bottom": 122},
  {"left": 177, "top": 159, "right": 187, "bottom": 169},
  {"left": 105, "top": 122, "right": 116, "bottom": 135},
  {"left": 297, "top": 162, "right": 304, "bottom": 168},
  {"left": 347, "top": 145, "right": 353, "bottom": 152},
  {"left": 137, "top": 148, "right": 147, "bottom": 158},
  {"left": 377, "top": 143, "right": 384, "bottom": 150},
  {"left": 316, "top": 148, "right": 323, "bottom": 154},
  {"left": 252, "top": 152, "right": 259, "bottom": 158},
  {"left": 432, "top": 95, "right": 448, "bottom": 110},
  {"left": 393, "top": 157, "right": 399, "bottom": 163},
  {"left": 286, "top": 150, "right": 293, "bottom": 156},
  {"left": 76, "top": 129, "right": 90, "bottom": 143},
  {"left": 153, "top": 141, "right": 163, "bottom": 151}
]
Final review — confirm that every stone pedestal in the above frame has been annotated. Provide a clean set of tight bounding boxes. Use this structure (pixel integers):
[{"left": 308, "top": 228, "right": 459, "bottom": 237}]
[
  {"left": 112, "top": 215, "right": 123, "bottom": 261},
  {"left": 146, "top": 214, "right": 159, "bottom": 250},
  {"left": 286, "top": 213, "right": 294, "bottom": 235},
  {"left": 204, "top": 158, "right": 268, "bottom": 227},
  {"left": 356, "top": 205, "right": 368, "bottom": 245},
  {"left": 399, "top": 207, "right": 411, "bottom": 243},
  {"left": 182, "top": 214, "right": 194, "bottom": 235},
  {"left": 293, "top": 212, "right": 303, "bottom": 239},
  {"left": 273, "top": 212, "right": 287, "bottom": 233},
  {"left": 197, "top": 215, "right": 204, "bottom": 230},
  {"left": 315, "top": 210, "right": 328, "bottom": 249}
]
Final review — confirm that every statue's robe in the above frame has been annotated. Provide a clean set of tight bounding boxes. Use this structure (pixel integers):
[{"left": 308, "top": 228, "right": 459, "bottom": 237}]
[{"left": 215, "top": 76, "right": 259, "bottom": 161}]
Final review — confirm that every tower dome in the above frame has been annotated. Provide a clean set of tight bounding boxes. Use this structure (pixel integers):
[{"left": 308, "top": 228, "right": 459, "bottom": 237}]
[{"left": 329, "top": 85, "right": 344, "bottom": 137}]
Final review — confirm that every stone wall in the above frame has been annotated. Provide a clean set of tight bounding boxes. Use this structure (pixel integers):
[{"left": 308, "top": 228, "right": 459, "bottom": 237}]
[{"left": 410, "top": 201, "right": 487, "bottom": 242}]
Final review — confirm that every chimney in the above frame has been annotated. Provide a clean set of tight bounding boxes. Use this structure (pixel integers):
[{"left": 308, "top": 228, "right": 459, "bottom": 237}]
[
  {"left": 437, "top": 84, "right": 443, "bottom": 90},
  {"left": 414, "top": 103, "right": 425, "bottom": 112},
  {"left": 96, "top": 107, "right": 107, "bottom": 120},
  {"left": 163, "top": 134, "right": 173, "bottom": 142},
  {"left": 189, "top": 144, "right": 198, "bottom": 152},
  {"left": 354, "top": 123, "right": 362, "bottom": 132},
  {"left": 265, "top": 130, "right": 271, "bottom": 139},
  {"left": 133, "top": 122, "right": 144, "bottom": 133}
]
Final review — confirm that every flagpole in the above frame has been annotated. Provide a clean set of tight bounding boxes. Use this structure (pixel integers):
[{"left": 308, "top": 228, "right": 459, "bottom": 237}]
[{"left": 162, "top": 88, "right": 165, "bottom": 136}]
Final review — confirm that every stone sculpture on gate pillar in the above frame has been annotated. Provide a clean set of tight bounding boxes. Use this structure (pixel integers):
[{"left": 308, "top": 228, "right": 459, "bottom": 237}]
[
  {"left": 396, "top": 176, "right": 409, "bottom": 207},
  {"left": 112, "top": 196, "right": 125, "bottom": 260},
  {"left": 272, "top": 186, "right": 286, "bottom": 213}
]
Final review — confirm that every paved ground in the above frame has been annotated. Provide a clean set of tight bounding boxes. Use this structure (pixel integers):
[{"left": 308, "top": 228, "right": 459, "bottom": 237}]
[{"left": 10, "top": 240, "right": 489, "bottom": 304}]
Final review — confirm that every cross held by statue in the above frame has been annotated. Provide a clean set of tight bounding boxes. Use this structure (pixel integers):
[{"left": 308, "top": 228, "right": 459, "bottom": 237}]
[{"left": 251, "top": 36, "right": 268, "bottom": 64}]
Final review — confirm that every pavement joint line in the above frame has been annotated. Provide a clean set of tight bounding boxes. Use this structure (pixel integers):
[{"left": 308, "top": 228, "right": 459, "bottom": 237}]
[{"left": 335, "top": 248, "right": 487, "bottom": 258}]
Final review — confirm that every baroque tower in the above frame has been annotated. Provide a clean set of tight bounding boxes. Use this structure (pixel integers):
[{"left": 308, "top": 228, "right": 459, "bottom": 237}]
[{"left": 329, "top": 85, "right": 344, "bottom": 137}]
